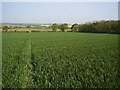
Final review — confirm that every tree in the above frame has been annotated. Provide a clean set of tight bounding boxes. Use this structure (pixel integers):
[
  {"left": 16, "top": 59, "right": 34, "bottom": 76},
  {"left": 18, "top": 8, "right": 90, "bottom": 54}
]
[
  {"left": 110, "top": 21, "right": 120, "bottom": 34},
  {"left": 26, "top": 25, "right": 31, "bottom": 28},
  {"left": 2, "top": 25, "right": 9, "bottom": 32},
  {"left": 51, "top": 23, "right": 59, "bottom": 32},
  {"left": 71, "top": 23, "right": 78, "bottom": 32},
  {"left": 13, "top": 26, "right": 18, "bottom": 32},
  {"left": 78, "top": 24, "right": 89, "bottom": 32},
  {"left": 77, "top": 20, "right": 119, "bottom": 34},
  {"left": 59, "top": 23, "right": 68, "bottom": 32},
  {"left": 26, "top": 25, "right": 31, "bottom": 33},
  {"left": 9, "top": 26, "right": 13, "bottom": 31},
  {"left": 96, "top": 21, "right": 108, "bottom": 33},
  {"left": 87, "top": 24, "right": 96, "bottom": 33},
  {"left": 14, "top": 26, "right": 18, "bottom": 29}
]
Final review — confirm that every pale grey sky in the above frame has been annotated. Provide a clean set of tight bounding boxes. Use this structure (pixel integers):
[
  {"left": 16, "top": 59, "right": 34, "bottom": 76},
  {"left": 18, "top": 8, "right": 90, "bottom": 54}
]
[{"left": 2, "top": 2, "right": 118, "bottom": 24}]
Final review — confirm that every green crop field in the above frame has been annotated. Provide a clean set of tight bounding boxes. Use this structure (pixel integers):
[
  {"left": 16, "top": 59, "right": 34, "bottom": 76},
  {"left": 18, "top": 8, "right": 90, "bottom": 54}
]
[{"left": 2, "top": 32, "right": 119, "bottom": 88}]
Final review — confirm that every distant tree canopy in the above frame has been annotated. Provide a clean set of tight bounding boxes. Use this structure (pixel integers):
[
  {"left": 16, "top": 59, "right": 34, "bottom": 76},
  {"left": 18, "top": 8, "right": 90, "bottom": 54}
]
[
  {"left": 13, "top": 26, "right": 18, "bottom": 29},
  {"left": 71, "top": 20, "right": 119, "bottom": 34},
  {"left": 51, "top": 23, "right": 59, "bottom": 31},
  {"left": 71, "top": 23, "right": 78, "bottom": 32},
  {"left": 26, "top": 25, "right": 31, "bottom": 28},
  {"left": 2, "top": 25, "right": 9, "bottom": 31},
  {"left": 59, "top": 23, "right": 68, "bottom": 32},
  {"left": 2, "top": 20, "right": 119, "bottom": 34}
]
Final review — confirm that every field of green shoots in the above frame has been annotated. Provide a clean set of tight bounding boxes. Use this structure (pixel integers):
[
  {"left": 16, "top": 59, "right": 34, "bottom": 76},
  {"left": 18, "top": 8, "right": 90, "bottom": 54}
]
[{"left": 2, "top": 32, "right": 119, "bottom": 88}]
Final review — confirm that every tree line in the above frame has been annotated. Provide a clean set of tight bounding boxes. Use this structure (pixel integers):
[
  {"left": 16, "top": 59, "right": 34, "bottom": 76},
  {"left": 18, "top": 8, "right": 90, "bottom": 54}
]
[
  {"left": 75, "top": 20, "right": 120, "bottom": 34},
  {"left": 51, "top": 23, "right": 68, "bottom": 32},
  {"left": 2, "top": 20, "right": 119, "bottom": 34},
  {"left": 51, "top": 20, "right": 119, "bottom": 34}
]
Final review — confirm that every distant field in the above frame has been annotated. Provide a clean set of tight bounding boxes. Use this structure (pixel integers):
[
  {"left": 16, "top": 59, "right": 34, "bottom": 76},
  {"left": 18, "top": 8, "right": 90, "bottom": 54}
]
[
  {"left": 3, "top": 28, "right": 71, "bottom": 32},
  {"left": 41, "top": 25, "right": 50, "bottom": 27},
  {"left": 41, "top": 25, "right": 72, "bottom": 27},
  {"left": 2, "top": 32, "right": 119, "bottom": 88}
]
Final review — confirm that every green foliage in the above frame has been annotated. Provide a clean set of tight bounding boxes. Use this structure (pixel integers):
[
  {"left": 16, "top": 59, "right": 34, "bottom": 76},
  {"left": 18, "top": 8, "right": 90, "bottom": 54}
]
[
  {"left": 51, "top": 23, "right": 59, "bottom": 32},
  {"left": 13, "top": 26, "right": 18, "bottom": 30},
  {"left": 59, "top": 23, "right": 68, "bottom": 32},
  {"left": 3, "top": 32, "right": 119, "bottom": 88},
  {"left": 26, "top": 25, "right": 31, "bottom": 28},
  {"left": 2, "top": 26, "right": 9, "bottom": 31},
  {"left": 71, "top": 23, "right": 78, "bottom": 32},
  {"left": 73, "top": 20, "right": 119, "bottom": 34}
]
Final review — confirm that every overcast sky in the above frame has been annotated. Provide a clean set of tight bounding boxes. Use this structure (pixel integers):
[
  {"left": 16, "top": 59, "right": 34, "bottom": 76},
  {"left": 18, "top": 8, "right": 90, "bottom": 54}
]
[{"left": 2, "top": 2, "right": 118, "bottom": 24}]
